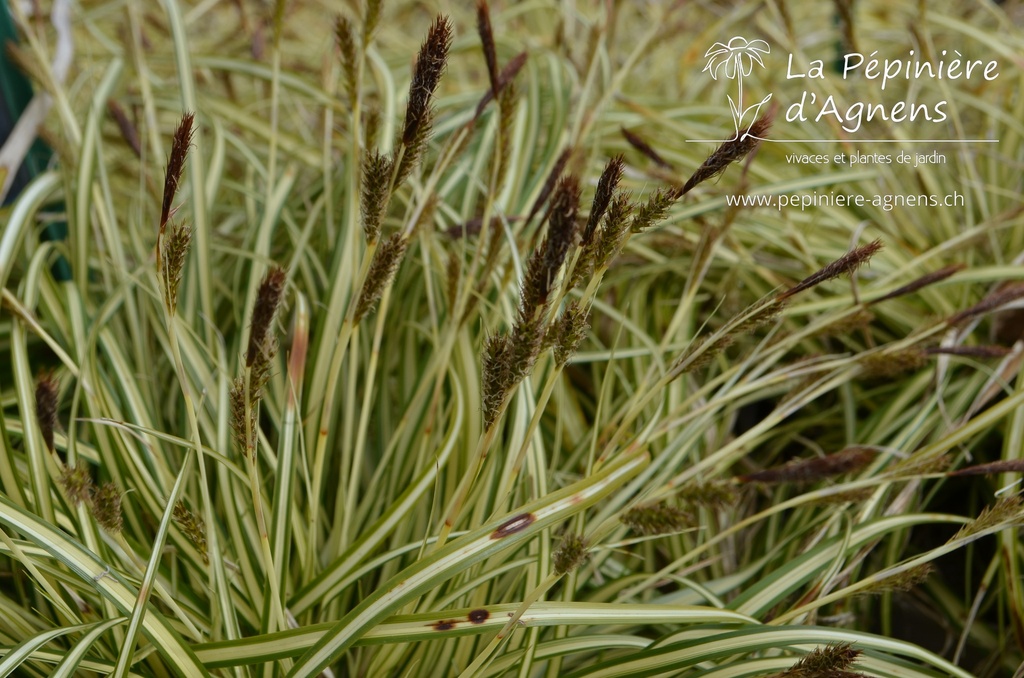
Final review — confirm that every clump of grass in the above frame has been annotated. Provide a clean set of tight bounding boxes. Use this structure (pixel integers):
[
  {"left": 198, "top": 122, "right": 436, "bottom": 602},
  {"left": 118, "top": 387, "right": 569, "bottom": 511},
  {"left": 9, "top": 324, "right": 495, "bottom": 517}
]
[{"left": 1, "top": 2, "right": 1023, "bottom": 677}]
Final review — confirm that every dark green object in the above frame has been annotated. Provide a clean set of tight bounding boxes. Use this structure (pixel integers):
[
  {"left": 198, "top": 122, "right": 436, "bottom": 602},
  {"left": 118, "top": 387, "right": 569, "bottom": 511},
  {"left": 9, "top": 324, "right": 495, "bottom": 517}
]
[{"left": 1, "top": 2, "right": 70, "bottom": 281}]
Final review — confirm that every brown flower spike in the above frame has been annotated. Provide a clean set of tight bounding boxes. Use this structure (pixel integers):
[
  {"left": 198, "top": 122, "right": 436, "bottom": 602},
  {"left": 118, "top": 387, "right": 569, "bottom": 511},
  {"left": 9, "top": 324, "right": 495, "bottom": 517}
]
[
  {"left": 621, "top": 127, "right": 674, "bottom": 170},
  {"left": 621, "top": 501, "right": 690, "bottom": 536},
  {"left": 402, "top": 15, "right": 453, "bottom": 147},
  {"left": 247, "top": 267, "right": 287, "bottom": 368},
  {"left": 35, "top": 372, "right": 59, "bottom": 453},
  {"left": 160, "top": 112, "right": 195, "bottom": 233},
  {"left": 738, "top": 447, "right": 876, "bottom": 484},
  {"left": 767, "top": 642, "right": 867, "bottom": 678},
  {"left": 871, "top": 263, "right": 964, "bottom": 304},
  {"left": 476, "top": 1, "right": 500, "bottom": 93},
  {"left": 553, "top": 531, "right": 590, "bottom": 576},
  {"left": 355, "top": 233, "right": 408, "bottom": 323},
  {"left": 777, "top": 240, "right": 883, "bottom": 300},
  {"left": 680, "top": 111, "right": 772, "bottom": 196},
  {"left": 92, "top": 482, "right": 124, "bottom": 534}
]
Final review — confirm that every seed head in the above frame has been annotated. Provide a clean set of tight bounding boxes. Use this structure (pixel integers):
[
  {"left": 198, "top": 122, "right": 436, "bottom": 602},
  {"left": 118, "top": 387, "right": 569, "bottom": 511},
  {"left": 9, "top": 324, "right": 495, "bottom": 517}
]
[
  {"left": 524, "top": 147, "right": 572, "bottom": 228},
  {"left": 777, "top": 240, "right": 883, "bottom": 301},
  {"left": 767, "top": 642, "right": 866, "bottom": 678},
  {"left": 360, "top": 150, "right": 393, "bottom": 242},
  {"left": 621, "top": 127, "right": 673, "bottom": 170},
  {"left": 582, "top": 155, "right": 625, "bottom": 248},
  {"left": 107, "top": 99, "right": 141, "bottom": 158},
  {"left": 630, "top": 187, "right": 677, "bottom": 234},
  {"left": 680, "top": 111, "right": 772, "bottom": 196},
  {"left": 676, "top": 480, "right": 739, "bottom": 509},
  {"left": 872, "top": 263, "right": 964, "bottom": 304},
  {"left": 953, "top": 495, "right": 1024, "bottom": 541},
  {"left": 858, "top": 348, "right": 928, "bottom": 379},
  {"left": 354, "top": 233, "right": 408, "bottom": 323},
  {"left": 247, "top": 267, "right": 287, "bottom": 368},
  {"left": 59, "top": 465, "right": 92, "bottom": 507},
  {"left": 35, "top": 371, "right": 59, "bottom": 453},
  {"left": 160, "top": 112, "right": 195, "bottom": 233},
  {"left": 593, "top": 191, "right": 634, "bottom": 270},
  {"left": 160, "top": 222, "right": 192, "bottom": 314},
  {"left": 861, "top": 563, "right": 934, "bottom": 596},
  {"left": 92, "top": 482, "right": 124, "bottom": 534},
  {"left": 401, "top": 15, "right": 453, "bottom": 147},
  {"left": 474, "top": 51, "right": 528, "bottom": 119},
  {"left": 173, "top": 501, "right": 208, "bottom": 563},
  {"left": 551, "top": 301, "right": 591, "bottom": 367},
  {"left": 553, "top": 531, "right": 590, "bottom": 576},
  {"left": 481, "top": 333, "right": 516, "bottom": 429},
  {"left": 621, "top": 501, "right": 690, "bottom": 536},
  {"left": 476, "top": 1, "right": 500, "bottom": 93},
  {"left": 738, "top": 447, "right": 876, "bottom": 484},
  {"left": 949, "top": 283, "right": 1024, "bottom": 326},
  {"left": 950, "top": 460, "right": 1024, "bottom": 477},
  {"left": 335, "top": 16, "right": 358, "bottom": 100}
]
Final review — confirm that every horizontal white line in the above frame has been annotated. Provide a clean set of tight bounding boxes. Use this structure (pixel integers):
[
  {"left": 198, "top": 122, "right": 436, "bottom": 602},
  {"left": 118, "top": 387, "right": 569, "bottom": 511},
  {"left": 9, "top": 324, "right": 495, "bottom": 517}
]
[{"left": 685, "top": 139, "right": 1000, "bottom": 143}]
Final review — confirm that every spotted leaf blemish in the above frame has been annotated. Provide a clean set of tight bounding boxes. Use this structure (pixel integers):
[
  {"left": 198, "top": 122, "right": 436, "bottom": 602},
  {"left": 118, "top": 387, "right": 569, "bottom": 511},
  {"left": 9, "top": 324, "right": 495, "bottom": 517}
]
[
  {"left": 490, "top": 513, "right": 536, "bottom": 539},
  {"left": 433, "top": 620, "right": 456, "bottom": 631},
  {"left": 468, "top": 608, "right": 490, "bottom": 624}
]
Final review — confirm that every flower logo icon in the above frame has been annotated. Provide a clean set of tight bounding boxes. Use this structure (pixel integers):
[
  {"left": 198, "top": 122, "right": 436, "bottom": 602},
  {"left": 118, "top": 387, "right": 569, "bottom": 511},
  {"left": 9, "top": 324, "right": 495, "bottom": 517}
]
[
  {"left": 703, "top": 37, "right": 770, "bottom": 79},
  {"left": 703, "top": 37, "right": 772, "bottom": 140}
]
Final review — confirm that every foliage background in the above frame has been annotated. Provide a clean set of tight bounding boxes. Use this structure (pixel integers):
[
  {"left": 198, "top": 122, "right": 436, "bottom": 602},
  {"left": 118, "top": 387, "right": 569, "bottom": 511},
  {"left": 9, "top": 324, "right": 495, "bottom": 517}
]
[{"left": 1, "top": 0, "right": 1024, "bottom": 676}]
